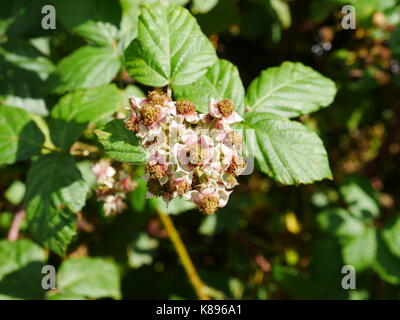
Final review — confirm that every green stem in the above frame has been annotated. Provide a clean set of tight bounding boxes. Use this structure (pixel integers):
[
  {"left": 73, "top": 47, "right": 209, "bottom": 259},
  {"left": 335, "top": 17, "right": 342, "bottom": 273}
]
[{"left": 156, "top": 209, "right": 210, "bottom": 300}]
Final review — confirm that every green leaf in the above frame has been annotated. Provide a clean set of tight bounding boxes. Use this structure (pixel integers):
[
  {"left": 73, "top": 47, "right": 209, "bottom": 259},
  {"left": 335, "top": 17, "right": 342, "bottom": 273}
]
[
  {"left": 4, "top": 180, "right": 25, "bottom": 205},
  {"left": 0, "top": 105, "right": 44, "bottom": 165},
  {"left": 130, "top": 177, "right": 147, "bottom": 213},
  {"left": 124, "top": 3, "right": 217, "bottom": 87},
  {"left": 245, "top": 61, "right": 337, "bottom": 118},
  {"left": 128, "top": 232, "right": 159, "bottom": 269},
  {"left": 382, "top": 215, "right": 400, "bottom": 259},
  {"left": 373, "top": 231, "right": 400, "bottom": 285},
  {"left": 24, "top": 153, "right": 89, "bottom": 256},
  {"left": 77, "top": 161, "right": 97, "bottom": 192},
  {"left": 49, "top": 46, "right": 121, "bottom": 93},
  {"left": 0, "top": 0, "right": 49, "bottom": 38},
  {"left": 173, "top": 59, "right": 245, "bottom": 114},
  {"left": 339, "top": 174, "right": 380, "bottom": 219},
  {"left": 242, "top": 112, "right": 332, "bottom": 185},
  {"left": 124, "top": 84, "right": 146, "bottom": 100},
  {"left": 270, "top": 0, "right": 291, "bottom": 29},
  {"left": 272, "top": 264, "right": 318, "bottom": 299},
  {"left": 191, "top": 0, "right": 219, "bottom": 14},
  {"left": 342, "top": 228, "right": 377, "bottom": 272},
  {"left": 0, "top": 39, "right": 54, "bottom": 80},
  {"left": 0, "top": 59, "right": 48, "bottom": 116},
  {"left": 317, "top": 207, "right": 365, "bottom": 238},
  {"left": 95, "top": 119, "right": 146, "bottom": 164},
  {"left": 49, "top": 84, "right": 121, "bottom": 149},
  {"left": 54, "top": 0, "right": 122, "bottom": 46},
  {"left": 119, "top": 0, "right": 141, "bottom": 51},
  {"left": 53, "top": 257, "right": 121, "bottom": 299},
  {"left": 0, "top": 239, "right": 46, "bottom": 300}
]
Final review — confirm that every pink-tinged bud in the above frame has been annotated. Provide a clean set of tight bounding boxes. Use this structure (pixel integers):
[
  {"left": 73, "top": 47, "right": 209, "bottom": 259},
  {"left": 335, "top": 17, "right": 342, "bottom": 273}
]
[
  {"left": 117, "top": 173, "right": 137, "bottom": 192},
  {"left": 129, "top": 97, "right": 147, "bottom": 110},
  {"left": 103, "top": 194, "right": 127, "bottom": 216},
  {"left": 92, "top": 160, "right": 116, "bottom": 188},
  {"left": 208, "top": 98, "right": 243, "bottom": 125},
  {"left": 92, "top": 161, "right": 137, "bottom": 216}
]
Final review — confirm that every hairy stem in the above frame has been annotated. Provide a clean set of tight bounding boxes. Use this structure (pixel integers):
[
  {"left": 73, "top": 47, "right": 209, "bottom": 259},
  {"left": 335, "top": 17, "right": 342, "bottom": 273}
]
[{"left": 156, "top": 209, "right": 210, "bottom": 300}]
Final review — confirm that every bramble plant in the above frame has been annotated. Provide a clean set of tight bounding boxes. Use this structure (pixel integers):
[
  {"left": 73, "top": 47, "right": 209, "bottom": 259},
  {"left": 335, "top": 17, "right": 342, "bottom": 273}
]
[{"left": 1, "top": 0, "right": 399, "bottom": 301}]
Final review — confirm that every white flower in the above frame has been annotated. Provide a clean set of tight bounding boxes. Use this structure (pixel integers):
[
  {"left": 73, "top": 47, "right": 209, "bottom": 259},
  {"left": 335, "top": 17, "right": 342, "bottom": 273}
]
[{"left": 124, "top": 90, "right": 246, "bottom": 214}]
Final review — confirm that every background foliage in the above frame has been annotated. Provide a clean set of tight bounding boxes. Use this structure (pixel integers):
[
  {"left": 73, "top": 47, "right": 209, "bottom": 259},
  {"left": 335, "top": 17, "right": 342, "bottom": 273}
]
[{"left": 1, "top": 0, "right": 400, "bottom": 300}]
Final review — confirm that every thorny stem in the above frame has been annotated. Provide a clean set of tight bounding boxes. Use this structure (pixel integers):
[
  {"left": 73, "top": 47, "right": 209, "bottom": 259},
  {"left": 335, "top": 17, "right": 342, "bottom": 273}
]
[{"left": 156, "top": 209, "right": 210, "bottom": 300}]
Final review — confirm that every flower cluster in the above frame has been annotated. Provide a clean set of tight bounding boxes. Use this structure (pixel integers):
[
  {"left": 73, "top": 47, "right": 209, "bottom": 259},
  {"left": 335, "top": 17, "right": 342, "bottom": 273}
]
[
  {"left": 92, "top": 160, "right": 137, "bottom": 215},
  {"left": 125, "top": 89, "right": 246, "bottom": 215}
]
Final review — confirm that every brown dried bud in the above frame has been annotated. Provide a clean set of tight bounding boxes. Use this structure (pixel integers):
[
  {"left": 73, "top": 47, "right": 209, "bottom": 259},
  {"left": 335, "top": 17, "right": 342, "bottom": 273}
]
[
  {"left": 176, "top": 100, "right": 197, "bottom": 115},
  {"left": 227, "top": 156, "right": 246, "bottom": 176},
  {"left": 141, "top": 103, "right": 161, "bottom": 127},
  {"left": 147, "top": 162, "right": 165, "bottom": 180},
  {"left": 125, "top": 117, "right": 139, "bottom": 132},
  {"left": 148, "top": 89, "right": 170, "bottom": 105},
  {"left": 197, "top": 195, "right": 219, "bottom": 215},
  {"left": 216, "top": 99, "right": 234, "bottom": 117}
]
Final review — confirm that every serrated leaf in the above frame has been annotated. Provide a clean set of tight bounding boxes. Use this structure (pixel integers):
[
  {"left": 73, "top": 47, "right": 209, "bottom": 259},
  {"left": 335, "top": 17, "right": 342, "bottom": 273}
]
[
  {"left": 317, "top": 207, "right": 365, "bottom": 238},
  {"left": 339, "top": 174, "right": 380, "bottom": 219},
  {"left": 0, "top": 105, "right": 44, "bottom": 165},
  {"left": 49, "top": 46, "right": 121, "bottom": 93},
  {"left": 342, "top": 228, "right": 377, "bottom": 272},
  {"left": 242, "top": 112, "right": 332, "bottom": 185},
  {"left": 24, "top": 153, "right": 89, "bottom": 256},
  {"left": 246, "top": 61, "right": 337, "bottom": 118},
  {"left": 119, "top": 0, "right": 141, "bottom": 51},
  {"left": 49, "top": 84, "right": 121, "bottom": 149},
  {"left": 54, "top": 0, "right": 122, "bottom": 46},
  {"left": 95, "top": 119, "right": 146, "bottom": 164},
  {"left": 0, "top": 239, "right": 46, "bottom": 300},
  {"left": 124, "top": 3, "right": 217, "bottom": 87},
  {"left": 54, "top": 257, "right": 121, "bottom": 299},
  {"left": 173, "top": 59, "right": 245, "bottom": 114}
]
